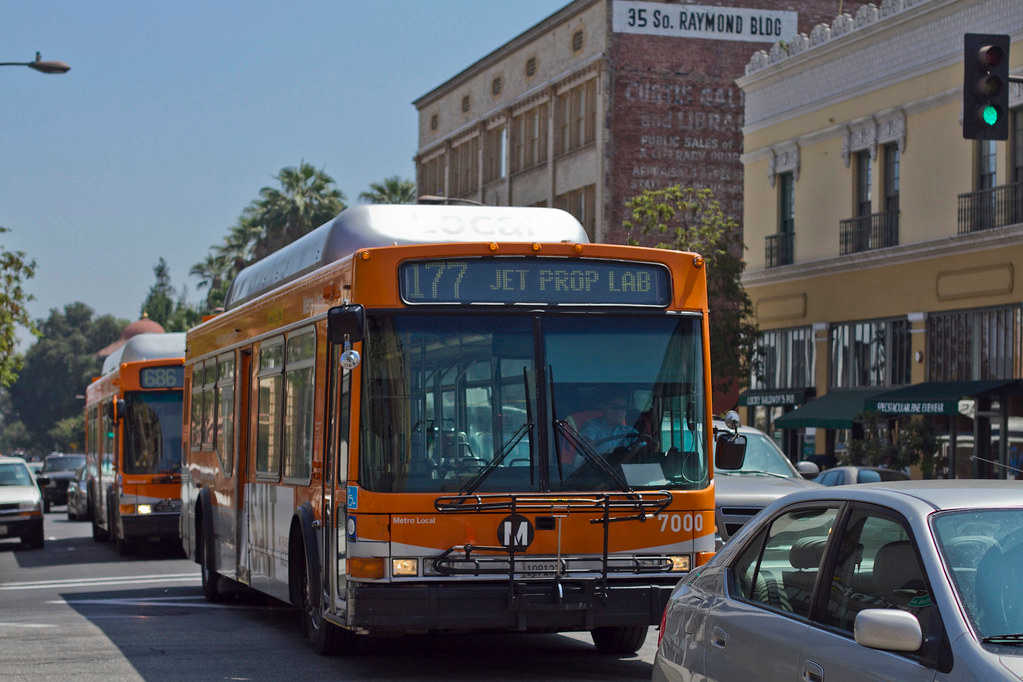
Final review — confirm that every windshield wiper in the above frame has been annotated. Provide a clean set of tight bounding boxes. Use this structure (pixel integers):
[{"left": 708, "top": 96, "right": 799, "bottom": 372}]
[
  {"left": 982, "top": 633, "right": 1023, "bottom": 645},
  {"left": 459, "top": 367, "right": 535, "bottom": 496},
  {"left": 728, "top": 470, "right": 793, "bottom": 480},
  {"left": 553, "top": 419, "right": 633, "bottom": 493}
]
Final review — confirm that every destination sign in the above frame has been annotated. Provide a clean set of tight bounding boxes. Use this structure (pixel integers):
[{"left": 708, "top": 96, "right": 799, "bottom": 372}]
[
  {"left": 139, "top": 366, "right": 184, "bottom": 389},
  {"left": 399, "top": 259, "right": 670, "bottom": 306}
]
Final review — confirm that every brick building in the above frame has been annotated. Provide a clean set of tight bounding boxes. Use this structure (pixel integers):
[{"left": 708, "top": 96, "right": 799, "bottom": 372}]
[{"left": 412, "top": 0, "right": 856, "bottom": 244}]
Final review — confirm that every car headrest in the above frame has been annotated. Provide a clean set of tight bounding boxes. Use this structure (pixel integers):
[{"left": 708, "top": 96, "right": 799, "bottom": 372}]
[
  {"left": 873, "top": 541, "right": 921, "bottom": 594},
  {"left": 789, "top": 536, "right": 828, "bottom": 570}
]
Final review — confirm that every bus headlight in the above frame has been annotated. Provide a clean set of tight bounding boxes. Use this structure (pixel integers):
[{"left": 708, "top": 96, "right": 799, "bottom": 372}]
[
  {"left": 391, "top": 558, "right": 418, "bottom": 577},
  {"left": 137, "top": 504, "right": 152, "bottom": 515},
  {"left": 668, "top": 555, "right": 691, "bottom": 572}
]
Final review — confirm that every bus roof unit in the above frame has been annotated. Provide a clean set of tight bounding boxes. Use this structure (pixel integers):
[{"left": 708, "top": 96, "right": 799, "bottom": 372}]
[
  {"left": 224, "top": 204, "right": 589, "bottom": 309},
  {"left": 101, "top": 332, "right": 186, "bottom": 375}
]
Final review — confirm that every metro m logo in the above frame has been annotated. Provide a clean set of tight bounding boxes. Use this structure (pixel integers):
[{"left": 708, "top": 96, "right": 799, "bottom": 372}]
[{"left": 497, "top": 514, "right": 534, "bottom": 550}]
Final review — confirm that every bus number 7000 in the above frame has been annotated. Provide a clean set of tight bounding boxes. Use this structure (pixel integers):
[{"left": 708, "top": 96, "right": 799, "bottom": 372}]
[{"left": 657, "top": 513, "right": 703, "bottom": 534}]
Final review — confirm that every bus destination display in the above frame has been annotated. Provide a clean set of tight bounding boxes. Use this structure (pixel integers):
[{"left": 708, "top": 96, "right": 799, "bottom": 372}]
[
  {"left": 400, "top": 259, "right": 670, "bottom": 305},
  {"left": 139, "top": 366, "right": 184, "bottom": 389}
]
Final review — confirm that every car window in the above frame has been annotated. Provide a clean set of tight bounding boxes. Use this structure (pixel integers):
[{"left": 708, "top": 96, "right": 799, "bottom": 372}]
[
  {"left": 0, "top": 461, "right": 34, "bottom": 486},
  {"left": 879, "top": 469, "right": 909, "bottom": 481},
  {"left": 731, "top": 506, "right": 841, "bottom": 618},
  {"left": 820, "top": 507, "right": 940, "bottom": 646},
  {"left": 717, "top": 432, "right": 799, "bottom": 478},
  {"left": 856, "top": 469, "right": 882, "bottom": 484},
  {"left": 816, "top": 470, "right": 840, "bottom": 486}
]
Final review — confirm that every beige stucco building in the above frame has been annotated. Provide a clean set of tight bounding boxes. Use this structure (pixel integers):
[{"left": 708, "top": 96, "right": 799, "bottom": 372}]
[{"left": 737, "top": 0, "right": 1023, "bottom": 476}]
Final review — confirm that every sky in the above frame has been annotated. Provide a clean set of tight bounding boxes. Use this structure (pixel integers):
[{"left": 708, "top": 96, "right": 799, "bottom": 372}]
[{"left": 1, "top": 0, "right": 567, "bottom": 343}]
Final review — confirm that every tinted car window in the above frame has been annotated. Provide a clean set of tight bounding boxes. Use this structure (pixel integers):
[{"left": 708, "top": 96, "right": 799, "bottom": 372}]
[
  {"left": 821, "top": 508, "right": 940, "bottom": 644},
  {"left": 856, "top": 469, "right": 882, "bottom": 484},
  {"left": 732, "top": 506, "right": 840, "bottom": 618},
  {"left": 816, "top": 470, "right": 842, "bottom": 486},
  {"left": 43, "top": 455, "right": 86, "bottom": 472}
]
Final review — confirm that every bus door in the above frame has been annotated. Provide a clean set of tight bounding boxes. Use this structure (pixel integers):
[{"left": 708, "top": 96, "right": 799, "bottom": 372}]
[
  {"left": 235, "top": 349, "right": 253, "bottom": 584},
  {"left": 324, "top": 341, "right": 352, "bottom": 617}
]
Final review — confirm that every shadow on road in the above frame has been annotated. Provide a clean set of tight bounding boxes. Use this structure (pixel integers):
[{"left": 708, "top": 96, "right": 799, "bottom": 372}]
[
  {"left": 1, "top": 524, "right": 185, "bottom": 569},
  {"left": 60, "top": 584, "right": 654, "bottom": 681}
]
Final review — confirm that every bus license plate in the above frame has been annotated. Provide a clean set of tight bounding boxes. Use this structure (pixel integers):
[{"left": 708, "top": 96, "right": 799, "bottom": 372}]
[{"left": 520, "top": 561, "right": 557, "bottom": 577}]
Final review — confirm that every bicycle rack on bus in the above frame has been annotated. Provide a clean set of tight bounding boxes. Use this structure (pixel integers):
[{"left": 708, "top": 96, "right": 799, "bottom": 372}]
[{"left": 432, "top": 491, "right": 673, "bottom": 609}]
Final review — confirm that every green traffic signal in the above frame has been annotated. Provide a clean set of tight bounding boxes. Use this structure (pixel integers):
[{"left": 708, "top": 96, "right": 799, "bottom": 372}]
[{"left": 982, "top": 105, "right": 999, "bottom": 126}]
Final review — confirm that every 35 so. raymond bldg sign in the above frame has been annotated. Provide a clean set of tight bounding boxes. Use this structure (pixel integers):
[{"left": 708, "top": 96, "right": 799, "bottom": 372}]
[{"left": 612, "top": 1, "right": 798, "bottom": 43}]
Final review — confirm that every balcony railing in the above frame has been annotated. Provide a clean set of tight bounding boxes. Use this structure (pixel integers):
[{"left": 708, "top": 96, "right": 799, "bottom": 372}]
[
  {"left": 957, "top": 182, "right": 1023, "bottom": 234},
  {"left": 839, "top": 211, "right": 900, "bottom": 255},
  {"left": 765, "top": 232, "right": 794, "bottom": 268}
]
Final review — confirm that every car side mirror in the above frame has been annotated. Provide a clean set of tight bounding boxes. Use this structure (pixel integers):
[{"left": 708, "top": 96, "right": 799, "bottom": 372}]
[
  {"left": 115, "top": 398, "right": 125, "bottom": 421},
  {"left": 715, "top": 433, "right": 747, "bottom": 470},
  {"left": 796, "top": 461, "right": 820, "bottom": 479},
  {"left": 36, "top": 476, "right": 50, "bottom": 487},
  {"left": 854, "top": 609, "right": 922, "bottom": 652}
]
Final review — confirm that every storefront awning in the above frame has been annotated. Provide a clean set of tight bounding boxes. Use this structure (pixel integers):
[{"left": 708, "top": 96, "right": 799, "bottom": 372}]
[
  {"left": 773, "top": 388, "right": 892, "bottom": 430},
  {"left": 737, "top": 387, "right": 814, "bottom": 407},
  {"left": 868, "top": 380, "right": 1023, "bottom": 416}
]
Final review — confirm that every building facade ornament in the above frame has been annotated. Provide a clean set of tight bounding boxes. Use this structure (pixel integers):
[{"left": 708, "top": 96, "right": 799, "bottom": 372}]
[
  {"left": 745, "top": 50, "right": 769, "bottom": 76},
  {"left": 831, "top": 13, "right": 855, "bottom": 38},
  {"left": 788, "top": 33, "right": 810, "bottom": 56},
  {"left": 809, "top": 23, "right": 832, "bottom": 47},
  {"left": 877, "top": 109, "right": 907, "bottom": 153},
  {"left": 1011, "top": 79, "right": 1023, "bottom": 109},
  {"left": 768, "top": 42, "right": 789, "bottom": 64},
  {"left": 880, "top": 0, "right": 905, "bottom": 19},
  {"left": 769, "top": 142, "right": 800, "bottom": 187},
  {"left": 842, "top": 119, "right": 878, "bottom": 166},
  {"left": 854, "top": 4, "right": 880, "bottom": 29}
]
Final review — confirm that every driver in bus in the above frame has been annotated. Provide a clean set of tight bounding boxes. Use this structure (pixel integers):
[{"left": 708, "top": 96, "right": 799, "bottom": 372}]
[{"left": 580, "top": 395, "right": 638, "bottom": 456}]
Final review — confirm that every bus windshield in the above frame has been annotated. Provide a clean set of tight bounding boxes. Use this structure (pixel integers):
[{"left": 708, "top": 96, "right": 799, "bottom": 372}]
[
  {"left": 360, "top": 313, "right": 706, "bottom": 493},
  {"left": 123, "top": 391, "right": 183, "bottom": 475}
]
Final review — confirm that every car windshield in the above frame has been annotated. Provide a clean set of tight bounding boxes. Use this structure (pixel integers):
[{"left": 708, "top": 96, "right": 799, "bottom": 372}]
[
  {"left": 716, "top": 431, "right": 799, "bottom": 478},
  {"left": 43, "top": 455, "right": 86, "bottom": 472},
  {"left": 123, "top": 391, "right": 184, "bottom": 474},
  {"left": 0, "top": 462, "right": 34, "bottom": 486},
  {"left": 360, "top": 312, "right": 707, "bottom": 493},
  {"left": 932, "top": 509, "right": 1023, "bottom": 641}
]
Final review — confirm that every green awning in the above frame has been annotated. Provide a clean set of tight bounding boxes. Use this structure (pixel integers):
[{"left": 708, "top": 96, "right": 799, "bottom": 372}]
[
  {"left": 773, "top": 388, "right": 892, "bottom": 429},
  {"left": 869, "top": 380, "right": 1022, "bottom": 416}
]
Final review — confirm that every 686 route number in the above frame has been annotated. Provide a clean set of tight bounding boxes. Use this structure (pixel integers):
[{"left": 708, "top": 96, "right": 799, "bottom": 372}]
[{"left": 657, "top": 512, "right": 704, "bottom": 534}]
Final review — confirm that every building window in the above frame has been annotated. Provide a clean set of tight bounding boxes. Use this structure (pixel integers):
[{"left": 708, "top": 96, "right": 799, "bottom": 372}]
[
  {"left": 829, "top": 318, "right": 910, "bottom": 388},
  {"left": 1012, "top": 107, "right": 1023, "bottom": 183},
  {"left": 510, "top": 103, "right": 548, "bottom": 173},
  {"left": 461, "top": 95, "right": 471, "bottom": 113},
  {"left": 449, "top": 137, "right": 479, "bottom": 198},
  {"left": 572, "top": 29, "right": 584, "bottom": 52},
  {"left": 854, "top": 149, "right": 872, "bottom": 217},
  {"left": 491, "top": 76, "right": 502, "bottom": 96},
  {"left": 418, "top": 154, "right": 445, "bottom": 197},
  {"left": 927, "top": 305, "right": 1022, "bottom": 382},
  {"left": 883, "top": 143, "right": 899, "bottom": 216},
  {"left": 750, "top": 326, "right": 815, "bottom": 390},
  {"left": 767, "top": 172, "right": 795, "bottom": 267},
  {"left": 556, "top": 79, "right": 596, "bottom": 156},
  {"left": 430, "top": 113, "right": 438, "bottom": 131},
  {"left": 978, "top": 139, "right": 997, "bottom": 190},
  {"left": 525, "top": 56, "right": 537, "bottom": 77},
  {"left": 555, "top": 184, "right": 596, "bottom": 241},
  {"left": 484, "top": 125, "right": 506, "bottom": 184}
]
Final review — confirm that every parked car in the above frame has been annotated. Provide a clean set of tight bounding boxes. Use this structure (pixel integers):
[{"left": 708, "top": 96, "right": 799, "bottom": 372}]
[
  {"left": 37, "top": 453, "right": 86, "bottom": 512},
  {"left": 654, "top": 480, "right": 1023, "bottom": 681},
  {"left": 713, "top": 419, "right": 821, "bottom": 547},
  {"left": 816, "top": 465, "right": 910, "bottom": 486},
  {"left": 0, "top": 455, "right": 44, "bottom": 548},
  {"left": 66, "top": 465, "right": 90, "bottom": 521}
]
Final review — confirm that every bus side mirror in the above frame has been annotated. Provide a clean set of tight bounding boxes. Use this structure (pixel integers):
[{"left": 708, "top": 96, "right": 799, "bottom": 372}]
[
  {"left": 328, "top": 304, "right": 365, "bottom": 345},
  {"left": 715, "top": 433, "right": 747, "bottom": 470},
  {"left": 115, "top": 398, "right": 125, "bottom": 421}
]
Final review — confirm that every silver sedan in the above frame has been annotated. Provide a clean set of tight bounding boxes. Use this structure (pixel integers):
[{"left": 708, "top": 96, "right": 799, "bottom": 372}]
[{"left": 653, "top": 481, "right": 1023, "bottom": 681}]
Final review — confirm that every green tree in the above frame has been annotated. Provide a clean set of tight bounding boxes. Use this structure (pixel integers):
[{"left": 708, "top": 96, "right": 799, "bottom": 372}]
[
  {"left": 141, "top": 257, "right": 175, "bottom": 327},
  {"left": 623, "top": 186, "right": 758, "bottom": 395},
  {"left": 359, "top": 176, "right": 416, "bottom": 204},
  {"left": 48, "top": 414, "right": 84, "bottom": 453},
  {"left": 247, "top": 162, "right": 347, "bottom": 260},
  {"left": 0, "top": 227, "right": 37, "bottom": 387},
  {"left": 7, "top": 303, "right": 125, "bottom": 454}
]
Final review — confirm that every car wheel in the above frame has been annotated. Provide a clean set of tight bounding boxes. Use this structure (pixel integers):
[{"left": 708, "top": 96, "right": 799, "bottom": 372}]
[{"left": 591, "top": 625, "right": 648, "bottom": 654}]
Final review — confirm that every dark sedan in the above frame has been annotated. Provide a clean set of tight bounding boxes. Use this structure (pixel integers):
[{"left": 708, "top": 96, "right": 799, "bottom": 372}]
[{"left": 38, "top": 454, "right": 86, "bottom": 512}]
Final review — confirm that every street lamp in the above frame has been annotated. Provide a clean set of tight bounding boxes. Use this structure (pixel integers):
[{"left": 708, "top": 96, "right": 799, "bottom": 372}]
[{"left": 0, "top": 51, "right": 70, "bottom": 74}]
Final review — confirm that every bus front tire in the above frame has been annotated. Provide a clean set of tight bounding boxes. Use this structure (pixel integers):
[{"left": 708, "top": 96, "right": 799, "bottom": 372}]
[
  {"left": 91, "top": 510, "right": 108, "bottom": 542},
  {"left": 298, "top": 541, "right": 356, "bottom": 656},
  {"left": 591, "top": 625, "right": 648, "bottom": 655}
]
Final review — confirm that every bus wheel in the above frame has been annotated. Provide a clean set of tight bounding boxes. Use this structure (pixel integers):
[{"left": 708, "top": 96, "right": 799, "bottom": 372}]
[
  {"left": 591, "top": 625, "right": 648, "bottom": 655},
  {"left": 91, "top": 507, "right": 108, "bottom": 542},
  {"left": 200, "top": 513, "right": 222, "bottom": 602},
  {"left": 298, "top": 543, "right": 355, "bottom": 656}
]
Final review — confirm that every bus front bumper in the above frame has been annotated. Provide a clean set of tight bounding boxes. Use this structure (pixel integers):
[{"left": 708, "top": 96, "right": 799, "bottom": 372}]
[
  {"left": 346, "top": 579, "right": 673, "bottom": 634},
  {"left": 121, "top": 512, "right": 180, "bottom": 541}
]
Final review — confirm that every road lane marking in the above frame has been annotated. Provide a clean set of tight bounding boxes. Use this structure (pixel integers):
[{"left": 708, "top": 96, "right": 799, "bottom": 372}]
[
  {"left": 0, "top": 623, "right": 57, "bottom": 628},
  {"left": 48, "top": 597, "right": 285, "bottom": 610},
  {"left": 0, "top": 574, "right": 199, "bottom": 591}
]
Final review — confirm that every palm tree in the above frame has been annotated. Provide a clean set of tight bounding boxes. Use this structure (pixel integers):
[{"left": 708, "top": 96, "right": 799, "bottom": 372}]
[
  {"left": 359, "top": 176, "right": 416, "bottom": 204},
  {"left": 249, "top": 162, "right": 347, "bottom": 260}
]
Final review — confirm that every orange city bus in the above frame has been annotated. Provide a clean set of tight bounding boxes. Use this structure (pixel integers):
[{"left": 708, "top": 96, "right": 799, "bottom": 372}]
[
  {"left": 180, "top": 204, "right": 736, "bottom": 654},
  {"left": 85, "top": 332, "right": 186, "bottom": 553}
]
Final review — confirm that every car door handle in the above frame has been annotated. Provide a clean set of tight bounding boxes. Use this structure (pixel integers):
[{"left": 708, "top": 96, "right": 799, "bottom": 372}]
[
  {"left": 802, "top": 659, "right": 824, "bottom": 682},
  {"left": 711, "top": 625, "right": 728, "bottom": 649}
]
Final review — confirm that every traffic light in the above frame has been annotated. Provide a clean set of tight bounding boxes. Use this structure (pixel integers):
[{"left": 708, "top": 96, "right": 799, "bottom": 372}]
[{"left": 963, "top": 33, "right": 1009, "bottom": 140}]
